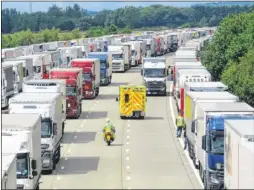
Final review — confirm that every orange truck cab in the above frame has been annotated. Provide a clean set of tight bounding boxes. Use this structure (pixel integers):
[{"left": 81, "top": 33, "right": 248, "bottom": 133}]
[{"left": 50, "top": 68, "right": 83, "bottom": 118}]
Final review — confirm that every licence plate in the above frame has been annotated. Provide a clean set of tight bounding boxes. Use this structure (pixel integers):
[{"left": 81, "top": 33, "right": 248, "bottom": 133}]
[
  {"left": 152, "top": 92, "right": 157, "bottom": 94},
  {"left": 148, "top": 92, "right": 151, "bottom": 94}
]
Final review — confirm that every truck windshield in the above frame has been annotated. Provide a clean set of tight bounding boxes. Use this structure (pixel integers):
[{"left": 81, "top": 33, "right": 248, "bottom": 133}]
[
  {"left": 66, "top": 86, "right": 77, "bottom": 96},
  {"left": 146, "top": 45, "right": 151, "bottom": 50},
  {"left": 112, "top": 54, "right": 123, "bottom": 60},
  {"left": 131, "top": 50, "right": 136, "bottom": 56},
  {"left": 210, "top": 134, "right": 224, "bottom": 154},
  {"left": 144, "top": 68, "right": 165, "bottom": 78},
  {"left": 83, "top": 73, "right": 92, "bottom": 81},
  {"left": 100, "top": 61, "right": 107, "bottom": 68},
  {"left": 33, "top": 66, "right": 41, "bottom": 73},
  {"left": 41, "top": 119, "right": 52, "bottom": 138},
  {"left": 16, "top": 153, "right": 29, "bottom": 179}
]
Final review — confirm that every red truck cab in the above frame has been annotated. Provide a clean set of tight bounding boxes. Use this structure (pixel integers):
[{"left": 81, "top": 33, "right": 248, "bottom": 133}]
[
  {"left": 50, "top": 68, "right": 83, "bottom": 118},
  {"left": 156, "top": 37, "right": 161, "bottom": 56},
  {"left": 71, "top": 58, "right": 100, "bottom": 99}
]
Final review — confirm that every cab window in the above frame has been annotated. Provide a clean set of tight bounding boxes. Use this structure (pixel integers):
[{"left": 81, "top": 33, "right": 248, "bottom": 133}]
[{"left": 125, "top": 94, "right": 130, "bottom": 103}]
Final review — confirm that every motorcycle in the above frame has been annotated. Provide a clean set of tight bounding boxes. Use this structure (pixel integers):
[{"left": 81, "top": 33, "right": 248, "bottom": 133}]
[{"left": 102, "top": 130, "right": 115, "bottom": 146}]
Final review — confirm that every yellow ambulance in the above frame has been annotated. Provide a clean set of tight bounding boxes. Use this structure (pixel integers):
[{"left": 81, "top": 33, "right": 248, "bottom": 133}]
[{"left": 116, "top": 85, "right": 146, "bottom": 119}]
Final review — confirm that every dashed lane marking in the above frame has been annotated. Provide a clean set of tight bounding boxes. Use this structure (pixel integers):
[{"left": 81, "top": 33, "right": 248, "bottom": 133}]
[
  {"left": 61, "top": 166, "right": 64, "bottom": 170},
  {"left": 64, "top": 158, "right": 68, "bottom": 160},
  {"left": 126, "top": 176, "right": 131, "bottom": 180},
  {"left": 126, "top": 166, "right": 130, "bottom": 169},
  {"left": 126, "top": 157, "right": 130, "bottom": 161},
  {"left": 57, "top": 176, "right": 61, "bottom": 180}
]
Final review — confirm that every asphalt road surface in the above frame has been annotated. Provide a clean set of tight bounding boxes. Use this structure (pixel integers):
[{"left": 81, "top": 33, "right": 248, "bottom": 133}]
[{"left": 40, "top": 53, "right": 203, "bottom": 189}]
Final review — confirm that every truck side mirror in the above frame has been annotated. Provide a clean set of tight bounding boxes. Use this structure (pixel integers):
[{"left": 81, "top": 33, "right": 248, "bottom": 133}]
[
  {"left": 53, "top": 123, "right": 57, "bottom": 135},
  {"left": 31, "top": 160, "right": 37, "bottom": 170},
  {"left": 32, "top": 171, "right": 38, "bottom": 177},
  {"left": 116, "top": 97, "right": 119, "bottom": 102},
  {"left": 202, "top": 135, "right": 206, "bottom": 151},
  {"left": 4, "top": 80, "right": 7, "bottom": 87},
  {"left": 191, "top": 121, "right": 195, "bottom": 133},
  {"left": 141, "top": 69, "right": 143, "bottom": 76},
  {"left": 26, "top": 70, "right": 29, "bottom": 76},
  {"left": 177, "top": 91, "right": 180, "bottom": 99}
]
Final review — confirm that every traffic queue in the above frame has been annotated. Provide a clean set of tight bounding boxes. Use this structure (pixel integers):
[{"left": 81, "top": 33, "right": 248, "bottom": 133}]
[
  {"left": 2, "top": 27, "right": 252, "bottom": 190},
  {"left": 170, "top": 34, "right": 254, "bottom": 189}
]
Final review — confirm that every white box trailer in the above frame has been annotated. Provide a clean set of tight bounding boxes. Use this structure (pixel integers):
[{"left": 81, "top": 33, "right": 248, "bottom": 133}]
[
  {"left": 3, "top": 61, "right": 24, "bottom": 94},
  {"left": 2, "top": 153, "right": 17, "bottom": 190},
  {"left": 9, "top": 92, "right": 63, "bottom": 173},
  {"left": 22, "top": 79, "right": 66, "bottom": 132},
  {"left": 184, "top": 92, "right": 240, "bottom": 165},
  {"left": 184, "top": 82, "right": 228, "bottom": 92},
  {"left": 144, "top": 38, "right": 156, "bottom": 57},
  {"left": 2, "top": 113, "right": 42, "bottom": 189},
  {"left": 2, "top": 63, "right": 14, "bottom": 108},
  {"left": 224, "top": 119, "right": 254, "bottom": 189}
]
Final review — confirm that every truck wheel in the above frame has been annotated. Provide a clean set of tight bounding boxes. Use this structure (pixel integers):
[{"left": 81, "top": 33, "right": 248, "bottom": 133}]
[
  {"left": 120, "top": 116, "right": 126, "bottom": 119},
  {"left": 36, "top": 184, "right": 40, "bottom": 190},
  {"left": 56, "top": 146, "right": 61, "bottom": 163},
  {"left": 139, "top": 116, "right": 144, "bottom": 120},
  {"left": 96, "top": 88, "right": 99, "bottom": 96},
  {"left": 109, "top": 76, "right": 112, "bottom": 84},
  {"left": 62, "top": 122, "right": 65, "bottom": 136}
]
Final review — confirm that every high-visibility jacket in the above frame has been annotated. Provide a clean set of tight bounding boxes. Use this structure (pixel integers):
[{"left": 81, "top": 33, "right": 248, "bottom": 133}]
[{"left": 176, "top": 115, "right": 184, "bottom": 127}]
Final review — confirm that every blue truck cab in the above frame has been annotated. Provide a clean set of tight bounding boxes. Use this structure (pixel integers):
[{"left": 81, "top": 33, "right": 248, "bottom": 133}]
[
  {"left": 87, "top": 52, "right": 112, "bottom": 85},
  {"left": 202, "top": 114, "right": 254, "bottom": 189}
]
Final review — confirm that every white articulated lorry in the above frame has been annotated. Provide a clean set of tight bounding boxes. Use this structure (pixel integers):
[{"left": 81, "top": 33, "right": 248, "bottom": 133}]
[
  {"left": 141, "top": 57, "right": 168, "bottom": 96},
  {"left": 5, "top": 57, "right": 34, "bottom": 82},
  {"left": 22, "top": 79, "right": 66, "bottom": 135},
  {"left": 224, "top": 119, "right": 254, "bottom": 189},
  {"left": 194, "top": 102, "right": 254, "bottom": 189},
  {"left": 2, "top": 63, "right": 14, "bottom": 109},
  {"left": 2, "top": 113, "right": 42, "bottom": 189},
  {"left": 2, "top": 153, "right": 17, "bottom": 190},
  {"left": 9, "top": 92, "right": 63, "bottom": 174},
  {"left": 184, "top": 91, "right": 239, "bottom": 168},
  {"left": 122, "top": 41, "right": 141, "bottom": 67},
  {"left": 3, "top": 61, "right": 24, "bottom": 94},
  {"left": 144, "top": 38, "right": 156, "bottom": 57},
  {"left": 108, "top": 45, "right": 129, "bottom": 72}
]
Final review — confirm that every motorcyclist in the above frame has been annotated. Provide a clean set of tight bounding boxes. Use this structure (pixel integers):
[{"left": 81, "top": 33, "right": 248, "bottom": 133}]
[{"left": 102, "top": 118, "right": 116, "bottom": 141}]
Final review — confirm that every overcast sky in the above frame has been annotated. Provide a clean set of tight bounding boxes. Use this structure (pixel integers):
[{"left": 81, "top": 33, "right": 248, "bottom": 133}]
[{"left": 2, "top": 2, "right": 204, "bottom": 12}]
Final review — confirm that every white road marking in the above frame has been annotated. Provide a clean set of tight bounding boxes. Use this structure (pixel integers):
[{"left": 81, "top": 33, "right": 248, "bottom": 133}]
[
  {"left": 86, "top": 115, "right": 89, "bottom": 118},
  {"left": 126, "top": 142, "right": 130, "bottom": 145},
  {"left": 126, "top": 176, "right": 131, "bottom": 180},
  {"left": 65, "top": 157, "right": 68, "bottom": 160},
  {"left": 61, "top": 166, "right": 64, "bottom": 170},
  {"left": 57, "top": 176, "right": 61, "bottom": 180},
  {"left": 126, "top": 136, "right": 130, "bottom": 139},
  {"left": 74, "top": 136, "right": 77, "bottom": 138},
  {"left": 126, "top": 166, "right": 130, "bottom": 169},
  {"left": 169, "top": 83, "right": 204, "bottom": 188},
  {"left": 125, "top": 149, "right": 129, "bottom": 152},
  {"left": 127, "top": 124, "right": 130, "bottom": 127},
  {"left": 68, "top": 149, "right": 71, "bottom": 153},
  {"left": 126, "top": 157, "right": 130, "bottom": 161},
  {"left": 91, "top": 107, "right": 94, "bottom": 110}
]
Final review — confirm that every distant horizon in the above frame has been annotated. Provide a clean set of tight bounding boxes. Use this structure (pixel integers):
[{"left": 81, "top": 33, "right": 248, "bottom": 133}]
[{"left": 1, "top": 2, "right": 207, "bottom": 13}]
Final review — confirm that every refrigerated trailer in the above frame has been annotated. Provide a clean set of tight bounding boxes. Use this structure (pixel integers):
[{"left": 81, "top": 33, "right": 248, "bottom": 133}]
[{"left": 224, "top": 119, "right": 254, "bottom": 189}]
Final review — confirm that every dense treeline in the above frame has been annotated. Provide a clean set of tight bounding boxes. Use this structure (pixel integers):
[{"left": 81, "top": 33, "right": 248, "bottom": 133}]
[
  {"left": 2, "top": 4, "right": 254, "bottom": 34},
  {"left": 2, "top": 24, "right": 131, "bottom": 48},
  {"left": 201, "top": 12, "right": 254, "bottom": 107}
]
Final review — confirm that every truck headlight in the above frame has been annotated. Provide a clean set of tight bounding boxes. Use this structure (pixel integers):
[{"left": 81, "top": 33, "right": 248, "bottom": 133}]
[
  {"left": 216, "top": 163, "right": 222, "bottom": 170},
  {"left": 209, "top": 174, "right": 219, "bottom": 184},
  {"left": 68, "top": 103, "right": 71, "bottom": 107}
]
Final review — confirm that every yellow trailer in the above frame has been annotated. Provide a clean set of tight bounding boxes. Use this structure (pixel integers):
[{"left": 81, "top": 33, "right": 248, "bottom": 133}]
[{"left": 116, "top": 85, "right": 146, "bottom": 119}]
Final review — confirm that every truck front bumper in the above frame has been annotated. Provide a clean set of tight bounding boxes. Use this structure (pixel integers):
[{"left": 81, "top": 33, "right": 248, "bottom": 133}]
[
  {"left": 67, "top": 108, "right": 79, "bottom": 118},
  {"left": 41, "top": 150, "right": 54, "bottom": 170},
  {"left": 100, "top": 78, "right": 109, "bottom": 85},
  {"left": 146, "top": 87, "right": 166, "bottom": 95},
  {"left": 206, "top": 170, "right": 224, "bottom": 189},
  {"left": 121, "top": 111, "right": 145, "bottom": 118},
  {"left": 83, "top": 90, "right": 94, "bottom": 99}
]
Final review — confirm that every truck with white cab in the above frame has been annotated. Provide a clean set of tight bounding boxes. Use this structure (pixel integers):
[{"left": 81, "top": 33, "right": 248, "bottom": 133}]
[
  {"left": 9, "top": 93, "right": 63, "bottom": 173},
  {"left": 2, "top": 113, "right": 42, "bottom": 189},
  {"left": 2, "top": 153, "right": 17, "bottom": 190}
]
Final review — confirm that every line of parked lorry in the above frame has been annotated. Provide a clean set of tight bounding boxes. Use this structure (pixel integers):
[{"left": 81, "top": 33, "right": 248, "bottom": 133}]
[
  {"left": 1, "top": 27, "right": 217, "bottom": 190},
  {"left": 170, "top": 34, "right": 254, "bottom": 189}
]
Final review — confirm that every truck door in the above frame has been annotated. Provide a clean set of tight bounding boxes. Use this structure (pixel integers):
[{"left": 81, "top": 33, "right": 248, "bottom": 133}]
[
  {"left": 132, "top": 87, "right": 145, "bottom": 112},
  {"left": 120, "top": 87, "right": 132, "bottom": 116}
]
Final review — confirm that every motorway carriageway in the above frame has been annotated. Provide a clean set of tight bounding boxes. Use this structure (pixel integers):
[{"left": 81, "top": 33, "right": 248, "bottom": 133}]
[{"left": 40, "top": 53, "right": 203, "bottom": 189}]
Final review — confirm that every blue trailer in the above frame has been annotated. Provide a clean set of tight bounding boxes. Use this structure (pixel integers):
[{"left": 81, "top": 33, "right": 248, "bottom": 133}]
[{"left": 87, "top": 52, "right": 112, "bottom": 85}]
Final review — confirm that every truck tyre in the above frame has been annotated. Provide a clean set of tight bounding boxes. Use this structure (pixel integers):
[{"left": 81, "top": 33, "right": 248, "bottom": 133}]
[
  {"left": 139, "top": 116, "right": 144, "bottom": 120},
  {"left": 62, "top": 122, "right": 65, "bottom": 136},
  {"left": 36, "top": 184, "right": 40, "bottom": 190},
  {"left": 96, "top": 87, "right": 99, "bottom": 96},
  {"left": 120, "top": 116, "right": 126, "bottom": 119},
  {"left": 56, "top": 146, "right": 61, "bottom": 163},
  {"left": 109, "top": 76, "right": 112, "bottom": 84}
]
